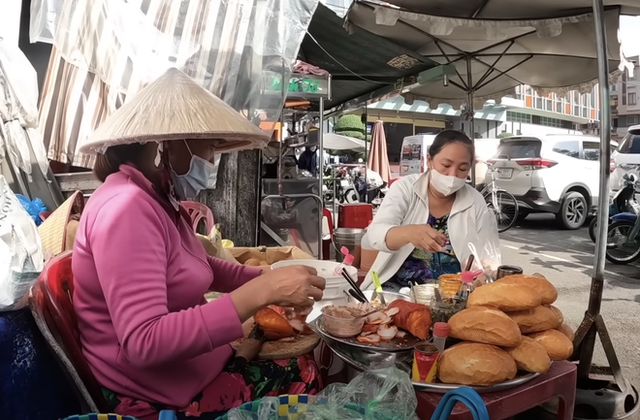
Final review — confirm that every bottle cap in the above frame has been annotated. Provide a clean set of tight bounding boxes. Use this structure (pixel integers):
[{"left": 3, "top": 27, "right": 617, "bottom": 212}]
[
  {"left": 433, "top": 322, "right": 450, "bottom": 337},
  {"left": 460, "top": 270, "right": 483, "bottom": 283}
]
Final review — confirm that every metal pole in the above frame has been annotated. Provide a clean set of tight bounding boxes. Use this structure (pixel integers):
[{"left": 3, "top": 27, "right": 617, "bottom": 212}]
[
  {"left": 318, "top": 97, "right": 325, "bottom": 259},
  {"left": 466, "top": 57, "right": 476, "bottom": 186},
  {"left": 579, "top": 0, "right": 610, "bottom": 378}
]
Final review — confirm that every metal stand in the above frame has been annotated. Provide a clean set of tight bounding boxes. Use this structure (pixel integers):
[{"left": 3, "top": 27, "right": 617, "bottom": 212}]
[{"left": 567, "top": 0, "right": 639, "bottom": 416}]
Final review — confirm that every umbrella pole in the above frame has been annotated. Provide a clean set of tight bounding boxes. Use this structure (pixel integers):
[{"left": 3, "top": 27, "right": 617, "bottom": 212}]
[
  {"left": 466, "top": 58, "right": 476, "bottom": 187},
  {"left": 571, "top": 0, "right": 629, "bottom": 392},
  {"left": 319, "top": 97, "right": 325, "bottom": 259}
]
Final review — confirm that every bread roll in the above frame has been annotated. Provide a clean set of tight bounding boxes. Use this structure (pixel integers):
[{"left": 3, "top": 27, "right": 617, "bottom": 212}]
[
  {"left": 505, "top": 336, "right": 551, "bottom": 373},
  {"left": 529, "top": 330, "right": 573, "bottom": 361},
  {"left": 556, "top": 323, "right": 575, "bottom": 341},
  {"left": 244, "top": 258, "right": 262, "bottom": 266},
  {"left": 548, "top": 305, "right": 564, "bottom": 324},
  {"left": 467, "top": 281, "right": 541, "bottom": 312},
  {"left": 438, "top": 342, "right": 517, "bottom": 386},
  {"left": 448, "top": 306, "right": 522, "bottom": 347},
  {"left": 508, "top": 306, "right": 562, "bottom": 334},
  {"left": 497, "top": 274, "right": 557, "bottom": 304}
]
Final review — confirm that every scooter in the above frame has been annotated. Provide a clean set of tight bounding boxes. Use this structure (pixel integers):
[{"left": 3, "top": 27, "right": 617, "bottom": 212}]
[
  {"left": 589, "top": 173, "right": 639, "bottom": 243},
  {"left": 604, "top": 175, "right": 640, "bottom": 264}
]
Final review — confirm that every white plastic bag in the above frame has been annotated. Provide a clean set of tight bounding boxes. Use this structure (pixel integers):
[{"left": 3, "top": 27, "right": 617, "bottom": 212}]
[{"left": 0, "top": 176, "right": 44, "bottom": 311}]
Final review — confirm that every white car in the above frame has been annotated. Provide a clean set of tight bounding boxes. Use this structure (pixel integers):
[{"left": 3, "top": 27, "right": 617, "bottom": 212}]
[
  {"left": 611, "top": 125, "right": 640, "bottom": 191},
  {"left": 488, "top": 135, "right": 617, "bottom": 229}
]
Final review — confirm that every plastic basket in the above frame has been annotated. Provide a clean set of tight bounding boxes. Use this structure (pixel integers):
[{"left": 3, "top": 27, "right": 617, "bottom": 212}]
[
  {"left": 62, "top": 410, "right": 176, "bottom": 420},
  {"left": 216, "top": 394, "right": 393, "bottom": 420},
  {"left": 61, "top": 416, "right": 140, "bottom": 420}
]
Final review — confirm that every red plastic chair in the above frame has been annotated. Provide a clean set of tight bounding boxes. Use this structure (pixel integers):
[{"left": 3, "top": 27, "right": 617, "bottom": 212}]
[
  {"left": 181, "top": 201, "right": 215, "bottom": 235},
  {"left": 416, "top": 361, "right": 577, "bottom": 420},
  {"left": 387, "top": 177, "right": 400, "bottom": 187},
  {"left": 28, "top": 251, "right": 109, "bottom": 413}
]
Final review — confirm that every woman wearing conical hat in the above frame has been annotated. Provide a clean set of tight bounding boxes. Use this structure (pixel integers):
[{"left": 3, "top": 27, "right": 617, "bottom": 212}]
[{"left": 72, "top": 69, "right": 325, "bottom": 419}]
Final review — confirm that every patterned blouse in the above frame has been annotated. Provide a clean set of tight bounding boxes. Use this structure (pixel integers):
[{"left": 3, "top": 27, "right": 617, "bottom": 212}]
[{"left": 384, "top": 214, "right": 461, "bottom": 292}]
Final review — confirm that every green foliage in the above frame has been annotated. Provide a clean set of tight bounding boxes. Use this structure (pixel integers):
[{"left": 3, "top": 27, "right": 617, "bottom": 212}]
[
  {"left": 334, "top": 114, "right": 365, "bottom": 140},
  {"left": 498, "top": 132, "right": 514, "bottom": 139}
]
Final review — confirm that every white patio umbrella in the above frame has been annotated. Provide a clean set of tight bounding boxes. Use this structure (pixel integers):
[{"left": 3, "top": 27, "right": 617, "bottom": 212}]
[
  {"left": 323, "top": 133, "right": 367, "bottom": 151},
  {"left": 345, "top": 1, "right": 630, "bottom": 111}
]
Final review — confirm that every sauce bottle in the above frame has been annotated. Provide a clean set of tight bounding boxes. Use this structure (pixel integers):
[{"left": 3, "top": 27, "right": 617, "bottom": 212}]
[{"left": 432, "top": 322, "right": 450, "bottom": 352}]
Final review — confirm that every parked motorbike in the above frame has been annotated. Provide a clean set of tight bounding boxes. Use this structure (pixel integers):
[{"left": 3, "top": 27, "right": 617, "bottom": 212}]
[
  {"left": 351, "top": 166, "right": 386, "bottom": 205},
  {"left": 322, "top": 166, "right": 359, "bottom": 204},
  {"left": 589, "top": 173, "right": 639, "bottom": 243},
  {"left": 604, "top": 175, "right": 640, "bottom": 264}
]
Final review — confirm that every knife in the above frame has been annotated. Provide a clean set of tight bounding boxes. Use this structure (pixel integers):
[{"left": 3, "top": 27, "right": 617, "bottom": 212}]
[{"left": 229, "top": 325, "right": 266, "bottom": 372}]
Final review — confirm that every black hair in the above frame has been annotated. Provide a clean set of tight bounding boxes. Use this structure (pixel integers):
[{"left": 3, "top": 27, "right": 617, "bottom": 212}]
[
  {"left": 429, "top": 130, "right": 475, "bottom": 163},
  {"left": 93, "top": 143, "right": 149, "bottom": 182}
]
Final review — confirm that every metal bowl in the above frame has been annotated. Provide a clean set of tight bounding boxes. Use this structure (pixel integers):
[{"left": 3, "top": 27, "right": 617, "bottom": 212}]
[
  {"left": 309, "top": 317, "right": 415, "bottom": 367},
  {"left": 345, "top": 290, "right": 413, "bottom": 305}
]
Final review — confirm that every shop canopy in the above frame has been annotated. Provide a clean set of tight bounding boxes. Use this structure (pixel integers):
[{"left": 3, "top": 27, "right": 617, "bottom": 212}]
[
  {"left": 344, "top": 0, "right": 629, "bottom": 110},
  {"left": 298, "top": 3, "right": 437, "bottom": 110}
]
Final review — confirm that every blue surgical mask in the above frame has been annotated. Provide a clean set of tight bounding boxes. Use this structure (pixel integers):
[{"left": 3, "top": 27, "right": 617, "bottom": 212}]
[{"left": 171, "top": 155, "right": 217, "bottom": 200}]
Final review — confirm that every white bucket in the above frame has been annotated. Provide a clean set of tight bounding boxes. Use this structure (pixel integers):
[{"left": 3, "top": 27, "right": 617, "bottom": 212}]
[{"left": 270, "top": 259, "right": 358, "bottom": 300}]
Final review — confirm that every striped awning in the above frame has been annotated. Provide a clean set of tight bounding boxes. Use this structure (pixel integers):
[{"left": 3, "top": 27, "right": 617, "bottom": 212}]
[{"left": 37, "top": 0, "right": 319, "bottom": 167}]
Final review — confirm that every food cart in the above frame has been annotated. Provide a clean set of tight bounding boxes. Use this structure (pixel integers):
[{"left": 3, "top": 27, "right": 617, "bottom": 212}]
[
  {"left": 259, "top": 66, "right": 332, "bottom": 258},
  {"left": 305, "top": 0, "right": 639, "bottom": 419}
]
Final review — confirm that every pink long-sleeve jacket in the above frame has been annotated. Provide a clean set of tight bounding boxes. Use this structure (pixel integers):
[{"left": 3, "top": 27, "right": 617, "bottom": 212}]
[{"left": 72, "top": 164, "right": 261, "bottom": 408}]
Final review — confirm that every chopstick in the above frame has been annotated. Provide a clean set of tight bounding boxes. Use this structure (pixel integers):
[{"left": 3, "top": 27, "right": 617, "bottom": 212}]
[{"left": 341, "top": 268, "right": 368, "bottom": 302}]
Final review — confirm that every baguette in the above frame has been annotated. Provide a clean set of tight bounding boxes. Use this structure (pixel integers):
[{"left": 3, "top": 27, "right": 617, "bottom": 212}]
[
  {"left": 438, "top": 342, "right": 517, "bottom": 386},
  {"left": 448, "top": 306, "right": 522, "bottom": 347},
  {"left": 508, "top": 305, "right": 562, "bottom": 334},
  {"left": 529, "top": 330, "right": 574, "bottom": 361},
  {"left": 467, "top": 281, "right": 541, "bottom": 312},
  {"left": 498, "top": 274, "right": 558, "bottom": 304},
  {"left": 504, "top": 336, "right": 551, "bottom": 374}
]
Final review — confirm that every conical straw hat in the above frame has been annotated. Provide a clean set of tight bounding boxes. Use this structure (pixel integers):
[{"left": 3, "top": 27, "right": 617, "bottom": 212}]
[
  {"left": 80, "top": 68, "right": 270, "bottom": 154},
  {"left": 38, "top": 190, "right": 84, "bottom": 256}
]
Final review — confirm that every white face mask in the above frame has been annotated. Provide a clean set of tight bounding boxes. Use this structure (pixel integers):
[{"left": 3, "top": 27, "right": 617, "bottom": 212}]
[{"left": 429, "top": 168, "right": 466, "bottom": 196}]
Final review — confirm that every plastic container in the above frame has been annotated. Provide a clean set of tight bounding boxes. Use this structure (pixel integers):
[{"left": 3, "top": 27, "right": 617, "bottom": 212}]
[
  {"left": 320, "top": 305, "right": 366, "bottom": 338},
  {"left": 360, "top": 220, "right": 379, "bottom": 272},
  {"left": 432, "top": 322, "right": 450, "bottom": 352},
  {"left": 271, "top": 259, "right": 358, "bottom": 300},
  {"left": 333, "top": 228, "right": 365, "bottom": 267}
]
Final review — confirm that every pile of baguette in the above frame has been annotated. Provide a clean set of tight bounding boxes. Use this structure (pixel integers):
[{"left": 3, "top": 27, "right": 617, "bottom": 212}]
[{"left": 437, "top": 274, "right": 575, "bottom": 387}]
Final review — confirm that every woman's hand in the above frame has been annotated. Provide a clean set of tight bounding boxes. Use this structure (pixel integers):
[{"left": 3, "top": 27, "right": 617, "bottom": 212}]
[
  {"left": 263, "top": 265, "right": 326, "bottom": 308},
  {"left": 404, "top": 224, "right": 445, "bottom": 253},
  {"left": 229, "top": 265, "right": 325, "bottom": 322}
]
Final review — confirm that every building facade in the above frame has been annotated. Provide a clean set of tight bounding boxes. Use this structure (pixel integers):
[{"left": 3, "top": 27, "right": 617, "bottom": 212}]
[{"left": 613, "top": 55, "right": 640, "bottom": 137}]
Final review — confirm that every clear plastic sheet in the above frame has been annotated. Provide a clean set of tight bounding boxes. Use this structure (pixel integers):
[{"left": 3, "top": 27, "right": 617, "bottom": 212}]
[
  {"left": 467, "top": 240, "right": 501, "bottom": 282},
  {"left": 225, "top": 367, "right": 418, "bottom": 420},
  {"left": 29, "top": 0, "right": 64, "bottom": 44},
  {"left": 0, "top": 176, "right": 44, "bottom": 312},
  {"left": 48, "top": 0, "right": 319, "bottom": 135}
]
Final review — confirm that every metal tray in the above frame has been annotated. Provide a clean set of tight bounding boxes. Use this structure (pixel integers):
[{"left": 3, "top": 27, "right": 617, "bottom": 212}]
[
  {"left": 324, "top": 336, "right": 541, "bottom": 394},
  {"left": 313, "top": 316, "right": 422, "bottom": 352}
]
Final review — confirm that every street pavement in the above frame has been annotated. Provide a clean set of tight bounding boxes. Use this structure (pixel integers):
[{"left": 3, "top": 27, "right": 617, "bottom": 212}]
[{"left": 502, "top": 213, "right": 640, "bottom": 393}]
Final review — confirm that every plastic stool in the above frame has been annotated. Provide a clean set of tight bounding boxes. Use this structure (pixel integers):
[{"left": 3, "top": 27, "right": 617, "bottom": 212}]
[
  {"left": 181, "top": 201, "right": 214, "bottom": 234},
  {"left": 416, "top": 361, "right": 577, "bottom": 420}
]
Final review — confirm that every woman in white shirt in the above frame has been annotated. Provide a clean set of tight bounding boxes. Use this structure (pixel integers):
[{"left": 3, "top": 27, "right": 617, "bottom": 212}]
[{"left": 361, "top": 130, "right": 500, "bottom": 291}]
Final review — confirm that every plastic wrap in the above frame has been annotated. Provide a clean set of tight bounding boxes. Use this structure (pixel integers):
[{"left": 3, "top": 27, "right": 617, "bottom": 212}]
[
  {"left": 0, "top": 176, "right": 44, "bottom": 312},
  {"left": 49, "top": 0, "right": 319, "bottom": 137},
  {"left": 467, "top": 241, "right": 501, "bottom": 282},
  {"left": 29, "top": 0, "right": 64, "bottom": 44},
  {"left": 225, "top": 367, "right": 418, "bottom": 420}
]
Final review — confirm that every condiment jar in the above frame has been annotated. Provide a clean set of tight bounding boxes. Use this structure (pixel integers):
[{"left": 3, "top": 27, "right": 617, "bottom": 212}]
[{"left": 432, "top": 322, "right": 450, "bottom": 352}]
